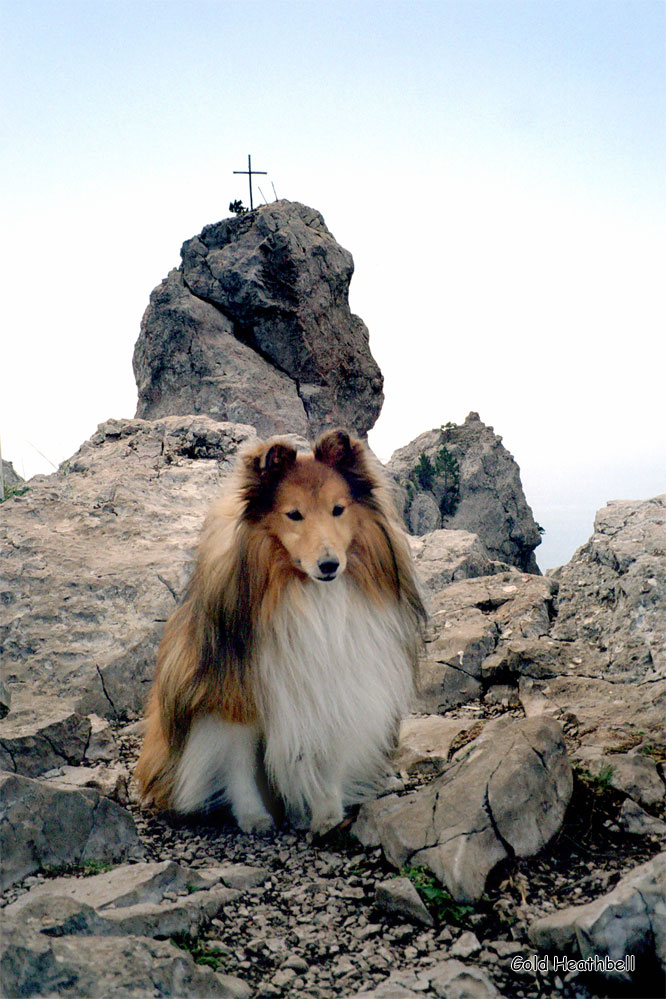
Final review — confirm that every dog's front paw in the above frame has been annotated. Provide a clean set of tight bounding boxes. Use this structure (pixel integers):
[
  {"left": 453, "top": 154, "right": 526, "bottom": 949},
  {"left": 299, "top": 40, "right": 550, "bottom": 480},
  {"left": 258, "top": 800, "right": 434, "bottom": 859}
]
[
  {"left": 236, "top": 810, "right": 275, "bottom": 835},
  {"left": 309, "top": 801, "right": 344, "bottom": 837}
]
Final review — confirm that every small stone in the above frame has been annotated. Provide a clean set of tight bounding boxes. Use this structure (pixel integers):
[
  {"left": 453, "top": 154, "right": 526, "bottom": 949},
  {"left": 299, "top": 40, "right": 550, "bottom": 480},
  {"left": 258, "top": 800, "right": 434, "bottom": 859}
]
[
  {"left": 375, "top": 878, "right": 433, "bottom": 927},
  {"left": 449, "top": 930, "right": 481, "bottom": 959}
]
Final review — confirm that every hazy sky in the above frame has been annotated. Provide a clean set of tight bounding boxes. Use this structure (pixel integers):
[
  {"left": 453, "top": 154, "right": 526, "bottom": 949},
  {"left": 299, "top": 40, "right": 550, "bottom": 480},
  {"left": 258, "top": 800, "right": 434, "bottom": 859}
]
[{"left": 2, "top": 0, "right": 664, "bottom": 569}]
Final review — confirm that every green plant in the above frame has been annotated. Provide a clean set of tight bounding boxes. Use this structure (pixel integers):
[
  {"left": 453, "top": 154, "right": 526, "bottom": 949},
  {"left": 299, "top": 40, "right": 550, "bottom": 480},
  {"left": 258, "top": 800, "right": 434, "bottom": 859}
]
[
  {"left": 434, "top": 445, "right": 460, "bottom": 516},
  {"left": 81, "top": 860, "right": 115, "bottom": 877},
  {"left": 400, "top": 866, "right": 475, "bottom": 927},
  {"left": 412, "top": 452, "right": 435, "bottom": 491},
  {"left": 171, "top": 934, "right": 226, "bottom": 971},
  {"left": 0, "top": 484, "right": 29, "bottom": 503},
  {"left": 228, "top": 199, "right": 248, "bottom": 216}
]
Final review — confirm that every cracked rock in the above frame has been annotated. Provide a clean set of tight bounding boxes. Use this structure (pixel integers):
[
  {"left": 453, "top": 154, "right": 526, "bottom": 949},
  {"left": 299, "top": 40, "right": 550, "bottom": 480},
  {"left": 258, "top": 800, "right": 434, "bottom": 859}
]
[
  {"left": 134, "top": 200, "right": 384, "bottom": 438},
  {"left": 528, "top": 850, "right": 666, "bottom": 988},
  {"left": 0, "top": 693, "right": 91, "bottom": 778},
  {"left": 0, "top": 773, "right": 144, "bottom": 890},
  {"left": 354, "top": 717, "right": 572, "bottom": 902}
]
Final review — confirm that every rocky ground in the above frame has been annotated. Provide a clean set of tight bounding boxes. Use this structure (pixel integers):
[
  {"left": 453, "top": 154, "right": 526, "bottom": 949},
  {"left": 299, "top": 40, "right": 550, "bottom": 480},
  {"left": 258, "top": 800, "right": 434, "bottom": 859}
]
[
  {"left": 2, "top": 702, "right": 664, "bottom": 999},
  {"left": 2, "top": 420, "right": 665, "bottom": 998}
]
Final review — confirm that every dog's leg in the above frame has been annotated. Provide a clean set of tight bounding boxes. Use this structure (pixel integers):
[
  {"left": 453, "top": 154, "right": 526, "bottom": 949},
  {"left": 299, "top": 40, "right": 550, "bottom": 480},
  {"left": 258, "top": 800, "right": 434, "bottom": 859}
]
[
  {"left": 173, "top": 716, "right": 274, "bottom": 833},
  {"left": 307, "top": 756, "right": 345, "bottom": 835}
]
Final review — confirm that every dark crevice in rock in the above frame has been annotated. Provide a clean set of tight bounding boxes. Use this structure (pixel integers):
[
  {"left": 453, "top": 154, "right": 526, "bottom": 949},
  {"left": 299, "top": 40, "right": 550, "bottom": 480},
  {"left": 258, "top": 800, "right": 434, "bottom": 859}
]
[
  {"left": 95, "top": 666, "right": 118, "bottom": 720},
  {"left": 156, "top": 574, "right": 179, "bottom": 603}
]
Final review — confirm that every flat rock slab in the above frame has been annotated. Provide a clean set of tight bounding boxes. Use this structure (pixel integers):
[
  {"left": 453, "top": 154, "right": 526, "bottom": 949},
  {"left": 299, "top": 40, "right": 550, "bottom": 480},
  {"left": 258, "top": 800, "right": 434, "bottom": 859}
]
[
  {"left": 354, "top": 717, "right": 572, "bottom": 902},
  {"left": 4, "top": 859, "right": 205, "bottom": 914},
  {"left": 0, "top": 772, "right": 143, "bottom": 891},
  {"left": 0, "top": 923, "right": 244, "bottom": 998},
  {"left": 407, "top": 529, "right": 509, "bottom": 595},
  {"left": 529, "top": 850, "right": 666, "bottom": 987},
  {"left": 0, "top": 693, "right": 90, "bottom": 778}
]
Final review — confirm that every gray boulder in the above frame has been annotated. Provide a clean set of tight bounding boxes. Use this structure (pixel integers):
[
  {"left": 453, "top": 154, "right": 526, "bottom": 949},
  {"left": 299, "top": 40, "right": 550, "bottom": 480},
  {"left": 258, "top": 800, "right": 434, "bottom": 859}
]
[
  {"left": 388, "top": 413, "right": 542, "bottom": 573},
  {"left": 0, "top": 772, "right": 143, "bottom": 890},
  {"left": 134, "top": 200, "right": 384, "bottom": 438},
  {"left": 0, "top": 924, "right": 244, "bottom": 998},
  {"left": 0, "top": 693, "right": 90, "bottom": 777},
  {"left": 375, "top": 877, "right": 433, "bottom": 927},
  {"left": 408, "top": 529, "right": 512, "bottom": 597},
  {"left": 528, "top": 851, "right": 666, "bottom": 988},
  {"left": 0, "top": 416, "right": 258, "bottom": 717},
  {"left": 354, "top": 716, "right": 572, "bottom": 902}
]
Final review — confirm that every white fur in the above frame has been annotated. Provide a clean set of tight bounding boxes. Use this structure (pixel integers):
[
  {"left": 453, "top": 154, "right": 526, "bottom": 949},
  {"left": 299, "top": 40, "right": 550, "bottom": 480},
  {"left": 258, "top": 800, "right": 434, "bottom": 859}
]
[
  {"left": 256, "top": 576, "right": 412, "bottom": 828},
  {"left": 173, "top": 717, "right": 273, "bottom": 832},
  {"left": 174, "top": 576, "right": 413, "bottom": 832}
]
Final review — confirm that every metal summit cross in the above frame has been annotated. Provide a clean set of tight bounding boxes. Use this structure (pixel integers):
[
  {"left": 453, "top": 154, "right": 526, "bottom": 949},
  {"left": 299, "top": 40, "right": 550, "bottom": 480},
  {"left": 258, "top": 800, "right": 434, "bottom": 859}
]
[{"left": 233, "top": 154, "right": 267, "bottom": 211}]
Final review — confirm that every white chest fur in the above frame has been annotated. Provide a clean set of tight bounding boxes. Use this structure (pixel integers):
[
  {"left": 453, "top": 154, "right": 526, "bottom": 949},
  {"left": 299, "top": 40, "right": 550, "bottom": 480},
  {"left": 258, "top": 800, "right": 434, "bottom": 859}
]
[{"left": 255, "top": 576, "right": 412, "bottom": 816}]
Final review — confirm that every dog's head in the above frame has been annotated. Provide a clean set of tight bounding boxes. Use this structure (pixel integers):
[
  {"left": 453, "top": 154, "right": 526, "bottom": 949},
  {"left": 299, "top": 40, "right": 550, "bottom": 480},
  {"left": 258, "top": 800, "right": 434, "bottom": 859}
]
[{"left": 241, "top": 430, "right": 375, "bottom": 583}]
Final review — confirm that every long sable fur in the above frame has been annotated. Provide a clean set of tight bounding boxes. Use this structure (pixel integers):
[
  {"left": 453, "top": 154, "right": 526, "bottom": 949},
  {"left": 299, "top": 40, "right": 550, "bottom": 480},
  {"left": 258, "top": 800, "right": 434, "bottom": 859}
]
[{"left": 135, "top": 429, "right": 426, "bottom": 810}]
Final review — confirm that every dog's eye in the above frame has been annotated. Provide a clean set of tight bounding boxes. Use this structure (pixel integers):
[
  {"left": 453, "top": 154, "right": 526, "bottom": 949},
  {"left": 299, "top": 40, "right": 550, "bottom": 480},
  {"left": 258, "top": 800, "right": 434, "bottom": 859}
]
[
  {"left": 286, "top": 510, "right": 304, "bottom": 522},
  {"left": 332, "top": 505, "right": 345, "bottom": 517}
]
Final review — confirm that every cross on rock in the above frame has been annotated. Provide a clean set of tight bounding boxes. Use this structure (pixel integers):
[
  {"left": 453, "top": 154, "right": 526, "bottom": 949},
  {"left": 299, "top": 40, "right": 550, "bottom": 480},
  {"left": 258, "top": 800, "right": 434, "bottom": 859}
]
[{"left": 233, "top": 154, "right": 267, "bottom": 211}]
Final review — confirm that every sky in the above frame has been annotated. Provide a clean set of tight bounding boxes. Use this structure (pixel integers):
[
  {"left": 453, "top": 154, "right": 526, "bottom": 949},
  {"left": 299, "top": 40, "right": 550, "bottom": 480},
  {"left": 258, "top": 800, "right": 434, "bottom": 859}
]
[{"left": 1, "top": 0, "right": 664, "bottom": 569}]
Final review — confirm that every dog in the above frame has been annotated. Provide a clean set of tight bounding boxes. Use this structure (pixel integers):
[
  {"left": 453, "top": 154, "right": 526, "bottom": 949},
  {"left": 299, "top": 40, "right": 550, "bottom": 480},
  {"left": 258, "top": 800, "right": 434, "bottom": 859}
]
[{"left": 135, "top": 428, "right": 425, "bottom": 834}]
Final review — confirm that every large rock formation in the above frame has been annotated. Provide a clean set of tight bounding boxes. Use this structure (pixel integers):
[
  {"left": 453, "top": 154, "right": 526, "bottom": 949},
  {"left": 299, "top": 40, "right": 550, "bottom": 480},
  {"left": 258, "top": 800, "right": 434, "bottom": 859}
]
[
  {"left": 387, "top": 412, "right": 542, "bottom": 573},
  {"left": 133, "top": 201, "right": 384, "bottom": 438}
]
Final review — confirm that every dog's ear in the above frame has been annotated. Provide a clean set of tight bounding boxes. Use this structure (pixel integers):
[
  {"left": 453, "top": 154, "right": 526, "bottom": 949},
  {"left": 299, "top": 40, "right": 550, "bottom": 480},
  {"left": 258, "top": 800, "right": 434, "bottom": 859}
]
[
  {"left": 314, "top": 429, "right": 358, "bottom": 470},
  {"left": 315, "top": 429, "right": 374, "bottom": 501},
  {"left": 241, "top": 440, "right": 297, "bottom": 519},
  {"left": 258, "top": 441, "right": 298, "bottom": 479}
]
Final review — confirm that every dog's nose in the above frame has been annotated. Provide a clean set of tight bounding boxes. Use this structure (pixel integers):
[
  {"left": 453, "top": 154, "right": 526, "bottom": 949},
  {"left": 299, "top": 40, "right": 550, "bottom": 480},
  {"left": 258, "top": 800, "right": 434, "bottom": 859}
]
[{"left": 317, "top": 557, "right": 340, "bottom": 578}]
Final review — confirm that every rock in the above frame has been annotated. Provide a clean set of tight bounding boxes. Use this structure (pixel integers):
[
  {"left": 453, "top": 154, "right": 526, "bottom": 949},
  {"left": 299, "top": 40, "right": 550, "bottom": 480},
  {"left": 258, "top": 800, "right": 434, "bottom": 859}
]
[
  {"left": 0, "top": 675, "right": 10, "bottom": 719},
  {"left": 43, "top": 763, "right": 129, "bottom": 804},
  {"left": 85, "top": 713, "right": 119, "bottom": 762},
  {"left": 4, "top": 860, "right": 206, "bottom": 915},
  {"left": 618, "top": 798, "right": 666, "bottom": 837},
  {"left": 419, "top": 573, "right": 555, "bottom": 713},
  {"left": 393, "top": 716, "right": 475, "bottom": 774},
  {"left": 428, "top": 958, "right": 500, "bottom": 998},
  {"left": 375, "top": 877, "right": 434, "bottom": 927},
  {"left": 603, "top": 751, "right": 666, "bottom": 807},
  {"left": 134, "top": 200, "right": 384, "bottom": 438},
  {"left": 449, "top": 931, "right": 481, "bottom": 959},
  {"left": 197, "top": 863, "right": 269, "bottom": 890},
  {"left": 0, "top": 416, "right": 258, "bottom": 716},
  {"left": 0, "top": 923, "right": 244, "bottom": 998},
  {"left": 408, "top": 530, "right": 510, "bottom": 596},
  {"left": 1, "top": 457, "right": 23, "bottom": 489},
  {"left": 550, "top": 494, "right": 666, "bottom": 682},
  {"left": 0, "top": 692, "right": 90, "bottom": 777},
  {"left": 0, "top": 772, "right": 143, "bottom": 890},
  {"left": 387, "top": 413, "right": 542, "bottom": 572},
  {"left": 354, "top": 717, "right": 572, "bottom": 902},
  {"left": 528, "top": 851, "right": 666, "bottom": 987}
]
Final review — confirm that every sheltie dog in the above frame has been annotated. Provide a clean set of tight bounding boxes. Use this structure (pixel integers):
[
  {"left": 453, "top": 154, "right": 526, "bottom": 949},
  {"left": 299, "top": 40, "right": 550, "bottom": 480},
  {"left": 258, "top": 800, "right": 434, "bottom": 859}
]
[{"left": 135, "top": 429, "right": 425, "bottom": 834}]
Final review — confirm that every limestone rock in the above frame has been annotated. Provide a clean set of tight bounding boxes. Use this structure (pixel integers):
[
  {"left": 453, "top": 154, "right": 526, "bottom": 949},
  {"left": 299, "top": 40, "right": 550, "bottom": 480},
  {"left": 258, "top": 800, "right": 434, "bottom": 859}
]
[
  {"left": 134, "top": 200, "right": 384, "bottom": 438},
  {"left": 550, "top": 494, "right": 666, "bottom": 682},
  {"left": 428, "top": 958, "right": 500, "bottom": 998},
  {"left": 419, "top": 573, "right": 555, "bottom": 713},
  {"left": 408, "top": 529, "right": 511, "bottom": 597},
  {"left": 354, "top": 717, "right": 572, "bottom": 902},
  {"left": 5, "top": 859, "right": 208, "bottom": 915},
  {"left": 1, "top": 457, "right": 23, "bottom": 490},
  {"left": 618, "top": 799, "right": 666, "bottom": 837},
  {"left": 43, "top": 763, "right": 129, "bottom": 804},
  {"left": 528, "top": 851, "right": 666, "bottom": 988},
  {"left": 393, "top": 715, "right": 476, "bottom": 774},
  {"left": 0, "top": 692, "right": 90, "bottom": 778},
  {"left": 388, "top": 413, "right": 542, "bottom": 572},
  {"left": 0, "top": 416, "right": 258, "bottom": 717},
  {"left": 375, "top": 877, "right": 434, "bottom": 926},
  {"left": 0, "top": 772, "right": 143, "bottom": 890},
  {"left": 0, "top": 924, "right": 243, "bottom": 998}
]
